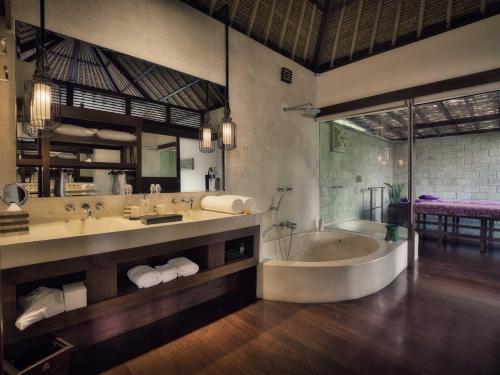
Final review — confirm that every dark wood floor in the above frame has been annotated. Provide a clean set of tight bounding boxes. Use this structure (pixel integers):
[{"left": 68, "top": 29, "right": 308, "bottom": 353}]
[{"left": 71, "top": 240, "right": 500, "bottom": 374}]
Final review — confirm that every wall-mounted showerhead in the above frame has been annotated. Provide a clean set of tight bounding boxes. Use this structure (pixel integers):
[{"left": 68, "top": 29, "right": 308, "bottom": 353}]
[{"left": 283, "top": 103, "right": 320, "bottom": 118}]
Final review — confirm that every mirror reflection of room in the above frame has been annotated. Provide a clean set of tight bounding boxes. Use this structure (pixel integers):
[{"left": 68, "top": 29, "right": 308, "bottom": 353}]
[{"left": 14, "top": 21, "right": 226, "bottom": 197}]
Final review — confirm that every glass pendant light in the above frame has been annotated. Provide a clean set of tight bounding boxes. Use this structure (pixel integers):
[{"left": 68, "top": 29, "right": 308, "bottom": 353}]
[
  {"left": 23, "top": 0, "right": 61, "bottom": 138},
  {"left": 217, "top": 5, "right": 236, "bottom": 151},
  {"left": 199, "top": 82, "right": 215, "bottom": 153}
]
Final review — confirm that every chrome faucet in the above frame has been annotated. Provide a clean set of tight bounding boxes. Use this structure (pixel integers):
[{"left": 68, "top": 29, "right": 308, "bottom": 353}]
[
  {"left": 181, "top": 198, "right": 194, "bottom": 209},
  {"left": 95, "top": 202, "right": 105, "bottom": 219},
  {"left": 81, "top": 203, "right": 91, "bottom": 221},
  {"left": 65, "top": 203, "right": 76, "bottom": 222},
  {"left": 280, "top": 221, "right": 297, "bottom": 230}
]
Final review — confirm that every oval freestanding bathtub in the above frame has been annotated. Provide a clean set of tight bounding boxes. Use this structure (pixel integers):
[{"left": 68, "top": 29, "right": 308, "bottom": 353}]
[{"left": 257, "top": 223, "right": 417, "bottom": 303}]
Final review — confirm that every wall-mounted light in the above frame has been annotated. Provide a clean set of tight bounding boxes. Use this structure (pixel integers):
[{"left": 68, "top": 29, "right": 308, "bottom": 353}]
[
  {"left": 218, "top": 114, "right": 236, "bottom": 151},
  {"left": 217, "top": 5, "right": 237, "bottom": 151},
  {"left": 22, "top": 0, "right": 61, "bottom": 138},
  {"left": 199, "top": 82, "right": 215, "bottom": 153}
]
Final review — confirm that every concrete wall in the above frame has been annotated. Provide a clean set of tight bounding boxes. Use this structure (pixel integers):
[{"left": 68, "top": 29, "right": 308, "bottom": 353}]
[
  {"left": 9, "top": 0, "right": 319, "bottom": 234},
  {"left": 0, "top": 19, "right": 16, "bottom": 196},
  {"left": 317, "top": 14, "right": 500, "bottom": 108},
  {"left": 394, "top": 133, "right": 500, "bottom": 200},
  {"left": 320, "top": 123, "right": 394, "bottom": 224}
]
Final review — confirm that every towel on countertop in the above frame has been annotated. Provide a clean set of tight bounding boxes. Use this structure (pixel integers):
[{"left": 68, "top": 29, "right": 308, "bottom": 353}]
[
  {"left": 224, "top": 195, "right": 257, "bottom": 213},
  {"left": 419, "top": 194, "right": 439, "bottom": 200},
  {"left": 127, "top": 265, "right": 162, "bottom": 289},
  {"left": 15, "top": 287, "right": 65, "bottom": 331},
  {"left": 167, "top": 257, "right": 199, "bottom": 277},
  {"left": 155, "top": 263, "right": 179, "bottom": 283},
  {"left": 201, "top": 195, "right": 245, "bottom": 214}
]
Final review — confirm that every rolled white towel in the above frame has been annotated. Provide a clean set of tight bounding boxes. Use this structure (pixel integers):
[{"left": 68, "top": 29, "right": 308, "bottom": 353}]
[
  {"left": 167, "top": 257, "right": 199, "bottom": 277},
  {"left": 15, "top": 287, "right": 65, "bottom": 331},
  {"left": 201, "top": 195, "right": 244, "bottom": 214},
  {"left": 155, "top": 263, "right": 179, "bottom": 283},
  {"left": 224, "top": 195, "right": 257, "bottom": 213},
  {"left": 127, "top": 265, "right": 162, "bottom": 289}
]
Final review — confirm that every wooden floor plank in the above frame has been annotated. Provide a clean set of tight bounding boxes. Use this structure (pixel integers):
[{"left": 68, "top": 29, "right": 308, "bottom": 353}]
[{"left": 71, "top": 240, "right": 500, "bottom": 374}]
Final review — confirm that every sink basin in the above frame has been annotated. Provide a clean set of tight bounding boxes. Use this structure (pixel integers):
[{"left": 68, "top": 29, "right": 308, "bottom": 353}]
[{"left": 28, "top": 217, "right": 139, "bottom": 238}]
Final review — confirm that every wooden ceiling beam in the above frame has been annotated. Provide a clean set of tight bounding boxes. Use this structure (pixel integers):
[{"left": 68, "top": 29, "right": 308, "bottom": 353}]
[
  {"left": 329, "top": 2, "right": 346, "bottom": 68},
  {"left": 166, "top": 71, "right": 202, "bottom": 109},
  {"left": 436, "top": 101, "right": 452, "bottom": 121},
  {"left": 464, "top": 96, "right": 479, "bottom": 131},
  {"left": 208, "top": 83, "right": 225, "bottom": 107},
  {"left": 279, "top": 0, "right": 293, "bottom": 50},
  {"left": 416, "top": 113, "right": 500, "bottom": 130},
  {"left": 292, "top": 0, "right": 308, "bottom": 59},
  {"left": 480, "top": 0, "right": 486, "bottom": 14},
  {"left": 247, "top": 0, "right": 260, "bottom": 36},
  {"left": 417, "top": 0, "right": 426, "bottom": 39},
  {"left": 312, "top": 0, "right": 331, "bottom": 71},
  {"left": 102, "top": 51, "right": 153, "bottom": 100},
  {"left": 319, "top": 69, "right": 500, "bottom": 117},
  {"left": 446, "top": 0, "right": 453, "bottom": 29},
  {"left": 229, "top": 0, "right": 240, "bottom": 27},
  {"left": 69, "top": 40, "right": 80, "bottom": 83},
  {"left": 159, "top": 79, "right": 200, "bottom": 101},
  {"left": 93, "top": 47, "right": 120, "bottom": 93},
  {"left": 369, "top": 0, "right": 382, "bottom": 54},
  {"left": 303, "top": 4, "right": 317, "bottom": 61},
  {"left": 349, "top": 0, "right": 363, "bottom": 60},
  {"left": 122, "top": 64, "right": 156, "bottom": 93},
  {"left": 415, "top": 126, "right": 500, "bottom": 140},
  {"left": 264, "top": 0, "right": 277, "bottom": 45},
  {"left": 208, "top": 0, "right": 217, "bottom": 16},
  {"left": 391, "top": 0, "right": 402, "bottom": 46}
]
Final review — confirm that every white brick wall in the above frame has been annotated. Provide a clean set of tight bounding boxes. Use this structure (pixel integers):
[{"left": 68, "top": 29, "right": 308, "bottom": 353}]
[{"left": 394, "top": 133, "right": 500, "bottom": 200}]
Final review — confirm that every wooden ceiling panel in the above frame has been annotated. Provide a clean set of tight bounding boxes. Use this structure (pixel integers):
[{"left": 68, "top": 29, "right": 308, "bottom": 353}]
[{"left": 182, "top": 0, "right": 500, "bottom": 73}]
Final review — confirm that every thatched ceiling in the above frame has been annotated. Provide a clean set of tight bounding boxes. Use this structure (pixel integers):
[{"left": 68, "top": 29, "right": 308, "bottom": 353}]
[
  {"left": 182, "top": 0, "right": 500, "bottom": 73},
  {"left": 16, "top": 22, "right": 225, "bottom": 112},
  {"left": 337, "top": 90, "right": 500, "bottom": 141}
]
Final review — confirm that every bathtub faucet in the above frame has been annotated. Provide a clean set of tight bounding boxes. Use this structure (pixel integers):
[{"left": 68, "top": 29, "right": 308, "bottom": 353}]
[{"left": 280, "top": 221, "right": 297, "bottom": 230}]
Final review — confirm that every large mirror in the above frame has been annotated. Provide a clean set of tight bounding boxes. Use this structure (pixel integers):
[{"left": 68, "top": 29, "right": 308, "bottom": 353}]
[{"left": 14, "top": 21, "right": 225, "bottom": 197}]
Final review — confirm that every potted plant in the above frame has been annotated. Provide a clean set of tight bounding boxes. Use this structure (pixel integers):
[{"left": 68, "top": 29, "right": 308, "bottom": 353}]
[{"left": 384, "top": 182, "right": 408, "bottom": 227}]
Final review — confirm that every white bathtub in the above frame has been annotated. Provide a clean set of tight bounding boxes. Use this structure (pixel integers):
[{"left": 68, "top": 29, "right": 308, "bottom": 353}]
[{"left": 257, "top": 221, "right": 418, "bottom": 303}]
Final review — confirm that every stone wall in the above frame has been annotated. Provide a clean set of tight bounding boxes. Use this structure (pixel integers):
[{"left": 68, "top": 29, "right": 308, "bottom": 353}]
[
  {"left": 394, "top": 133, "right": 500, "bottom": 200},
  {"left": 320, "top": 123, "right": 394, "bottom": 224}
]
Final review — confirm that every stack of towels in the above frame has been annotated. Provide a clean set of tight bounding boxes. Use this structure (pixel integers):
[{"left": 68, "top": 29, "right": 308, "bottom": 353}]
[
  {"left": 201, "top": 195, "right": 257, "bottom": 215},
  {"left": 127, "top": 257, "right": 199, "bottom": 289}
]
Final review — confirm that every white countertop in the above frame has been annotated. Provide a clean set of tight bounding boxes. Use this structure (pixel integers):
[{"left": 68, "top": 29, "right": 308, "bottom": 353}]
[{"left": 0, "top": 210, "right": 263, "bottom": 269}]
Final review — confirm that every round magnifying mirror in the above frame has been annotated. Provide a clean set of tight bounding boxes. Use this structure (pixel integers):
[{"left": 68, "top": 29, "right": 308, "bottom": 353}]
[{"left": 1, "top": 183, "right": 29, "bottom": 206}]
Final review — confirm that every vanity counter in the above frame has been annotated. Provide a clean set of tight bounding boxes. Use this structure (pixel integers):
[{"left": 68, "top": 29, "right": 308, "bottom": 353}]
[{"left": 0, "top": 210, "right": 263, "bottom": 269}]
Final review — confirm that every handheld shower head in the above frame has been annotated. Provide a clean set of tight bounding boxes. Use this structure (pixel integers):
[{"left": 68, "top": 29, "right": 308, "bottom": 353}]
[{"left": 283, "top": 103, "right": 320, "bottom": 118}]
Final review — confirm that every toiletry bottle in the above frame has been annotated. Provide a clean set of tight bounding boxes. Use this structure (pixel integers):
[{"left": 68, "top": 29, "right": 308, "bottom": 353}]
[{"left": 209, "top": 168, "right": 216, "bottom": 192}]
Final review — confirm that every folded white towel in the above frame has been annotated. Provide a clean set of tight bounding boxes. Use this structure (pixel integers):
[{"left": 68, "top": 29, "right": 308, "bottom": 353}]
[
  {"left": 127, "top": 265, "right": 162, "bottom": 289},
  {"left": 224, "top": 195, "right": 257, "bottom": 213},
  {"left": 15, "top": 287, "right": 65, "bottom": 331},
  {"left": 155, "top": 263, "right": 179, "bottom": 283},
  {"left": 201, "top": 195, "right": 244, "bottom": 214},
  {"left": 167, "top": 257, "right": 199, "bottom": 277}
]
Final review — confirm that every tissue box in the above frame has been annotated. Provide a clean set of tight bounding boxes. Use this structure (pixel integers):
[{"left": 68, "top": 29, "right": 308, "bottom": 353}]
[{"left": 62, "top": 282, "right": 87, "bottom": 311}]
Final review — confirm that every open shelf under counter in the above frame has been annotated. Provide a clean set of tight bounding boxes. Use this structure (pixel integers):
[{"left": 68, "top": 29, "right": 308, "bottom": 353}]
[
  {"left": 5, "top": 257, "right": 257, "bottom": 346},
  {"left": 2, "top": 225, "right": 261, "bottom": 347}
]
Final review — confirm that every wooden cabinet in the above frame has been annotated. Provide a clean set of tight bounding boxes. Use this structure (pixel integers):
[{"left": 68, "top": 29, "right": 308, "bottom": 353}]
[{"left": 2, "top": 225, "right": 259, "bottom": 348}]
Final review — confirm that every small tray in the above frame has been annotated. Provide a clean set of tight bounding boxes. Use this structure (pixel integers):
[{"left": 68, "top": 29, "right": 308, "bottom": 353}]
[{"left": 141, "top": 214, "right": 183, "bottom": 225}]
